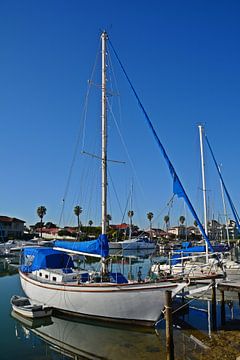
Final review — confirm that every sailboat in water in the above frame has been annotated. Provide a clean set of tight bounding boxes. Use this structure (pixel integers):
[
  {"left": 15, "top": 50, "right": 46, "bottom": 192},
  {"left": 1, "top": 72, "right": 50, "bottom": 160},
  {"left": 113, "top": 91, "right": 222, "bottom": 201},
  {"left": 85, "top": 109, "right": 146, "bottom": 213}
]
[{"left": 19, "top": 32, "right": 186, "bottom": 326}]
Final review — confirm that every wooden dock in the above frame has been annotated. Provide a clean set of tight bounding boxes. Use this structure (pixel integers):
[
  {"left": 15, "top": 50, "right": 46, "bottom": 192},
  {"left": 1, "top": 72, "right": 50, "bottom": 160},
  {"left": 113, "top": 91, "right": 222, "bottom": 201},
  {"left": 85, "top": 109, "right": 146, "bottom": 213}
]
[{"left": 218, "top": 280, "right": 240, "bottom": 293}]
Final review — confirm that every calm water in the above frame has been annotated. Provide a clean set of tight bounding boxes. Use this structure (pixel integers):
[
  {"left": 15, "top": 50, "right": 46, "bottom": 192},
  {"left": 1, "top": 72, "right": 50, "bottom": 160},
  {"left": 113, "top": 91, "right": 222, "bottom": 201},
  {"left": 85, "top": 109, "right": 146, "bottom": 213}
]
[{"left": 0, "top": 250, "right": 239, "bottom": 360}]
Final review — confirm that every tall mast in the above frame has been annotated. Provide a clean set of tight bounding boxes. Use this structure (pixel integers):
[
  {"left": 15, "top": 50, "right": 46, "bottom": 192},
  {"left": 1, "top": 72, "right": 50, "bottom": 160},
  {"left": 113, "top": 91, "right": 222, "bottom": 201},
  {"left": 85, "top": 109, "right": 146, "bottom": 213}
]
[
  {"left": 198, "top": 125, "right": 209, "bottom": 262},
  {"left": 101, "top": 31, "right": 108, "bottom": 235}
]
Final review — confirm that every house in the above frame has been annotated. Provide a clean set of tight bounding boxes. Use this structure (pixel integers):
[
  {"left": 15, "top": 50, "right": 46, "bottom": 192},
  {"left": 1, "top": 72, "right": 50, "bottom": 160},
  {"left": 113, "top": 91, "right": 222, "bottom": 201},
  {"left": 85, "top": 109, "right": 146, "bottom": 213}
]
[
  {"left": 144, "top": 228, "right": 165, "bottom": 238},
  {"left": 168, "top": 226, "right": 187, "bottom": 238},
  {"left": 207, "top": 219, "right": 239, "bottom": 240},
  {"left": 110, "top": 223, "right": 129, "bottom": 231},
  {"left": 0, "top": 216, "right": 25, "bottom": 240}
]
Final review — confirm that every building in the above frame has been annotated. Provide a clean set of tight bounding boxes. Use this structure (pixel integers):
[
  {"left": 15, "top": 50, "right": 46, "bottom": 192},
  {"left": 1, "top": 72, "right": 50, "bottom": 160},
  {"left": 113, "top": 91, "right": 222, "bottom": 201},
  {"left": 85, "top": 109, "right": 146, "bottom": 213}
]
[
  {"left": 168, "top": 226, "right": 187, "bottom": 238},
  {"left": 0, "top": 216, "right": 25, "bottom": 240},
  {"left": 207, "top": 219, "right": 239, "bottom": 240}
]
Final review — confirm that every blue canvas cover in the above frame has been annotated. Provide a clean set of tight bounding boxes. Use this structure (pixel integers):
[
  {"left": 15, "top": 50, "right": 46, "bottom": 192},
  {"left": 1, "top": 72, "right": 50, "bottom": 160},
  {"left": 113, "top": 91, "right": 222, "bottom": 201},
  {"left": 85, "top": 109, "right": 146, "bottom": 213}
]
[
  {"left": 171, "top": 244, "right": 229, "bottom": 265},
  {"left": 175, "top": 244, "right": 229, "bottom": 255},
  {"left": 20, "top": 247, "right": 74, "bottom": 273},
  {"left": 54, "top": 234, "right": 109, "bottom": 258},
  {"left": 181, "top": 241, "right": 192, "bottom": 249}
]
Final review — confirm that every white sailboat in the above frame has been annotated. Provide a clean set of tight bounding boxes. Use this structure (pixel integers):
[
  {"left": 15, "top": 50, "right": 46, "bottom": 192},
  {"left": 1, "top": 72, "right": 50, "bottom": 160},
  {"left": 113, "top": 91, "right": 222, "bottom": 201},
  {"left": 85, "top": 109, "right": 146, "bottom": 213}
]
[
  {"left": 151, "top": 126, "right": 239, "bottom": 280},
  {"left": 19, "top": 31, "right": 186, "bottom": 326}
]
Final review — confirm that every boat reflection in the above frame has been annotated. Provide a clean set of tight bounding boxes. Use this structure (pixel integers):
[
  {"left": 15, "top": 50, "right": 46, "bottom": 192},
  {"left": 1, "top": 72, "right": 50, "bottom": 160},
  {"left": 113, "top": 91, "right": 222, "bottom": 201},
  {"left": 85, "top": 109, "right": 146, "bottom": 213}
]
[
  {"left": 11, "top": 311, "right": 162, "bottom": 359},
  {"left": 0, "top": 258, "right": 19, "bottom": 277},
  {"left": 109, "top": 247, "right": 156, "bottom": 258}
]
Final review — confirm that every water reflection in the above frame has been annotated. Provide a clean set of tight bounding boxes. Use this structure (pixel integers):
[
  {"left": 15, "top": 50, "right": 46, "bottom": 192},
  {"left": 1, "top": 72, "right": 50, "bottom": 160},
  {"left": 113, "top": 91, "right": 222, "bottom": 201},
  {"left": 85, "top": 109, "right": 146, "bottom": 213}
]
[
  {"left": 3, "top": 246, "right": 240, "bottom": 360},
  {"left": 0, "top": 258, "right": 19, "bottom": 277},
  {"left": 12, "top": 311, "right": 162, "bottom": 360}
]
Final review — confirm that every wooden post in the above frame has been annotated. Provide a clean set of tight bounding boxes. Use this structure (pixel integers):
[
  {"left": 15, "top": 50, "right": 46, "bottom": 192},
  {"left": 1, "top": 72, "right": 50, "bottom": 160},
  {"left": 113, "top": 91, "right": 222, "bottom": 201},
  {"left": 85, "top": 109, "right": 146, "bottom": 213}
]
[
  {"left": 211, "top": 279, "right": 217, "bottom": 330},
  {"left": 165, "top": 290, "right": 174, "bottom": 360},
  {"left": 220, "top": 290, "right": 226, "bottom": 326}
]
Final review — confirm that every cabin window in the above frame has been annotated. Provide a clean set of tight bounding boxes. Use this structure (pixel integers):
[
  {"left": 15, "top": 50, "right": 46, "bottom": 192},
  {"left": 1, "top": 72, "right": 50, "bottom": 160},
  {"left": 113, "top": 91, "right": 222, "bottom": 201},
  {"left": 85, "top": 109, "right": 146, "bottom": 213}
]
[
  {"left": 45, "top": 274, "right": 48, "bottom": 279},
  {"left": 52, "top": 277, "right": 56, "bottom": 281},
  {"left": 39, "top": 272, "right": 42, "bottom": 277}
]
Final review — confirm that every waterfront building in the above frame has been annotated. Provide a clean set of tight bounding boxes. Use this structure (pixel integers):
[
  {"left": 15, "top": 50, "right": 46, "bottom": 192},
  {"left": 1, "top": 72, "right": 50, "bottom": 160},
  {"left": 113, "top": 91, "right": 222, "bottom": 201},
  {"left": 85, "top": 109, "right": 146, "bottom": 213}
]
[{"left": 0, "top": 216, "right": 25, "bottom": 240}]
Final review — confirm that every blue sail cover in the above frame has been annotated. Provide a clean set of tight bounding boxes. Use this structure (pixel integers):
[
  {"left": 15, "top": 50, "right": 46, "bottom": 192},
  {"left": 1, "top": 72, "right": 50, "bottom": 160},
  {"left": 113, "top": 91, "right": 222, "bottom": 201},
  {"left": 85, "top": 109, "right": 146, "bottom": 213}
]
[
  {"left": 175, "top": 244, "right": 228, "bottom": 255},
  {"left": 20, "top": 247, "right": 74, "bottom": 273},
  {"left": 171, "top": 244, "right": 229, "bottom": 265},
  {"left": 109, "top": 39, "right": 214, "bottom": 253},
  {"left": 54, "top": 234, "right": 109, "bottom": 258}
]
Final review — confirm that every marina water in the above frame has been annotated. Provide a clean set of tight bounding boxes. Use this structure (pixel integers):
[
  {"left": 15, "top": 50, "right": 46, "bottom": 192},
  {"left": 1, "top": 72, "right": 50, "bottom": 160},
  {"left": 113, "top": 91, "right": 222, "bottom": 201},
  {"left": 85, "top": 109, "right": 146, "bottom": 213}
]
[{"left": 0, "top": 249, "right": 240, "bottom": 360}]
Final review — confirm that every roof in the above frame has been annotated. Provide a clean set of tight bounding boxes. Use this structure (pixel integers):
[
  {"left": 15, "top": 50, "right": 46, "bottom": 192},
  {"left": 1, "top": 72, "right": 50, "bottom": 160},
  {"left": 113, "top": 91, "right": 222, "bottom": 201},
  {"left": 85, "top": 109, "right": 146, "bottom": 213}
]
[
  {"left": 40, "top": 228, "right": 59, "bottom": 234},
  {"left": 110, "top": 223, "right": 129, "bottom": 230},
  {"left": 0, "top": 216, "right": 25, "bottom": 223}
]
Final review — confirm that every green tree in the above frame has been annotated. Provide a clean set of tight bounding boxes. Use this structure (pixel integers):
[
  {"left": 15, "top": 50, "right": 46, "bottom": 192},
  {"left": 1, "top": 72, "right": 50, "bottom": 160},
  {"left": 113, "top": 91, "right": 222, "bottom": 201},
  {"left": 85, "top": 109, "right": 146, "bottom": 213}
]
[
  {"left": 147, "top": 212, "right": 154, "bottom": 239},
  {"left": 179, "top": 216, "right": 185, "bottom": 226},
  {"left": 164, "top": 215, "right": 170, "bottom": 232},
  {"left": 74, "top": 205, "right": 82, "bottom": 239},
  {"left": 37, "top": 206, "right": 47, "bottom": 238},
  {"left": 128, "top": 210, "right": 134, "bottom": 237},
  {"left": 194, "top": 220, "right": 198, "bottom": 227},
  {"left": 88, "top": 220, "right": 93, "bottom": 227},
  {"left": 45, "top": 222, "right": 57, "bottom": 229},
  {"left": 179, "top": 215, "right": 186, "bottom": 240},
  {"left": 106, "top": 214, "right": 112, "bottom": 229}
]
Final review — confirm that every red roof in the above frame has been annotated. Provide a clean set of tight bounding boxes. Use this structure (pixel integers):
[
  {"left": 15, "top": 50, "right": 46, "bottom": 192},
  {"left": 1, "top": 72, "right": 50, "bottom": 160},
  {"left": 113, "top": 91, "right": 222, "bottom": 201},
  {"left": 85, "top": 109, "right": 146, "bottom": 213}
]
[
  {"left": 0, "top": 216, "right": 25, "bottom": 223},
  {"left": 110, "top": 223, "right": 129, "bottom": 230}
]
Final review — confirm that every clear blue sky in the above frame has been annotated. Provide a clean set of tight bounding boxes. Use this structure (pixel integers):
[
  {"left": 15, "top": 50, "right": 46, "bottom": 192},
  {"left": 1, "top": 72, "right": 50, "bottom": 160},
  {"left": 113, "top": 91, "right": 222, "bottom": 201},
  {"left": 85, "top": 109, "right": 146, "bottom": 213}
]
[{"left": 1, "top": 0, "right": 240, "bottom": 229}]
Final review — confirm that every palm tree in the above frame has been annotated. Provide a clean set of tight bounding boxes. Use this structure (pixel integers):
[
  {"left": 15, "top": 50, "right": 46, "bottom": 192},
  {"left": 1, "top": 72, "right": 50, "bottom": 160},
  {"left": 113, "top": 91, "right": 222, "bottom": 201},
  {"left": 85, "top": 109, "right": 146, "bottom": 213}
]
[
  {"left": 128, "top": 210, "right": 134, "bottom": 238},
  {"left": 37, "top": 206, "right": 47, "bottom": 238},
  {"left": 179, "top": 216, "right": 185, "bottom": 226},
  {"left": 106, "top": 214, "right": 112, "bottom": 229},
  {"left": 164, "top": 215, "right": 170, "bottom": 233},
  {"left": 88, "top": 220, "right": 93, "bottom": 227},
  {"left": 147, "top": 212, "right": 154, "bottom": 239},
  {"left": 179, "top": 215, "right": 186, "bottom": 239},
  {"left": 74, "top": 205, "right": 82, "bottom": 239}
]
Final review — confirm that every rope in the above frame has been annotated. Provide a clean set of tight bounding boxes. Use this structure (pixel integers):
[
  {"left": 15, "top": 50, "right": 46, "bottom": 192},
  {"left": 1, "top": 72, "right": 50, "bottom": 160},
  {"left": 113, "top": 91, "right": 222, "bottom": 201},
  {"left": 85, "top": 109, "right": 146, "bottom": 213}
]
[
  {"left": 154, "top": 282, "right": 213, "bottom": 329},
  {"left": 58, "top": 40, "right": 101, "bottom": 227},
  {"left": 106, "top": 97, "right": 146, "bottom": 199},
  {"left": 108, "top": 38, "right": 214, "bottom": 254}
]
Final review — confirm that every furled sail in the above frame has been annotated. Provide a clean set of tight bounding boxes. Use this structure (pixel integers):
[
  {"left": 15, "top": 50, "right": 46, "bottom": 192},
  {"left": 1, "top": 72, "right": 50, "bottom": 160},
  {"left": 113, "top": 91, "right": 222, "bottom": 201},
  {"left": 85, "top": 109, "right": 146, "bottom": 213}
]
[
  {"left": 54, "top": 234, "right": 109, "bottom": 258},
  {"left": 109, "top": 39, "right": 214, "bottom": 252}
]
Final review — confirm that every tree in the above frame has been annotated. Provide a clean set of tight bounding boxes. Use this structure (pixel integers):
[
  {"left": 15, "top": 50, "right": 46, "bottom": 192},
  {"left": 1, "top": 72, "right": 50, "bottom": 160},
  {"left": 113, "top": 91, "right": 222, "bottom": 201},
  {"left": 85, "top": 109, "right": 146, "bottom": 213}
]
[
  {"left": 106, "top": 214, "right": 112, "bottom": 229},
  {"left": 147, "top": 212, "right": 154, "bottom": 239},
  {"left": 45, "top": 222, "right": 57, "bottom": 229},
  {"left": 179, "top": 215, "right": 186, "bottom": 239},
  {"left": 58, "top": 229, "right": 72, "bottom": 237},
  {"left": 37, "top": 206, "right": 47, "bottom": 238},
  {"left": 74, "top": 205, "right": 82, "bottom": 239},
  {"left": 128, "top": 210, "right": 134, "bottom": 238},
  {"left": 88, "top": 220, "right": 93, "bottom": 227},
  {"left": 164, "top": 215, "right": 170, "bottom": 232},
  {"left": 194, "top": 220, "right": 198, "bottom": 227},
  {"left": 179, "top": 216, "right": 185, "bottom": 226}
]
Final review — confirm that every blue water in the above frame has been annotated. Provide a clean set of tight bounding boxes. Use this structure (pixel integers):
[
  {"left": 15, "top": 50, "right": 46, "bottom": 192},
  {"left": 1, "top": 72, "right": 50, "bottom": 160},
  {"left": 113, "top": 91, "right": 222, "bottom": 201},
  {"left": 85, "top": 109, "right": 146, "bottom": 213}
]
[{"left": 0, "top": 253, "right": 239, "bottom": 360}]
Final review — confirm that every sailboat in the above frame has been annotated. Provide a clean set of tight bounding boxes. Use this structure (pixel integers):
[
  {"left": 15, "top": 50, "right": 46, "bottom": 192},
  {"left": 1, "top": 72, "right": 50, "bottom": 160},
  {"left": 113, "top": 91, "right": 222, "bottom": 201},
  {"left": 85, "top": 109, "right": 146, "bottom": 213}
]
[
  {"left": 19, "top": 31, "right": 186, "bottom": 326},
  {"left": 152, "top": 125, "right": 240, "bottom": 280}
]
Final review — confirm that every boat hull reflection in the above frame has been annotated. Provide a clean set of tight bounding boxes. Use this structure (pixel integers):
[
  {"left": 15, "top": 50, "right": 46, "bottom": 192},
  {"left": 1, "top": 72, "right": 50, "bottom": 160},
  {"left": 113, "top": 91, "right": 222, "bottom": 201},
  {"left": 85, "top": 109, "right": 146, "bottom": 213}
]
[{"left": 12, "top": 311, "right": 162, "bottom": 359}]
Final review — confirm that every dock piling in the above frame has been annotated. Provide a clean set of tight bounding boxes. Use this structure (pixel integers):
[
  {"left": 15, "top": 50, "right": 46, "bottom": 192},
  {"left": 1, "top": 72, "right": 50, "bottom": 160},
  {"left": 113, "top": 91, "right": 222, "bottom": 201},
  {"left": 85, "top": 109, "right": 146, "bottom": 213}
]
[
  {"left": 211, "top": 279, "right": 217, "bottom": 330},
  {"left": 165, "top": 290, "right": 174, "bottom": 360},
  {"left": 220, "top": 289, "right": 226, "bottom": 326}
]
